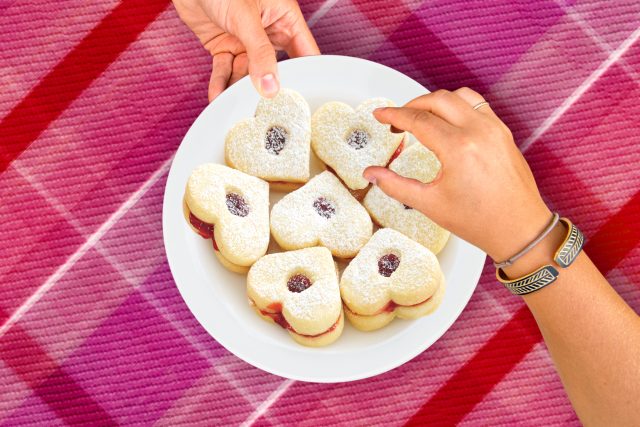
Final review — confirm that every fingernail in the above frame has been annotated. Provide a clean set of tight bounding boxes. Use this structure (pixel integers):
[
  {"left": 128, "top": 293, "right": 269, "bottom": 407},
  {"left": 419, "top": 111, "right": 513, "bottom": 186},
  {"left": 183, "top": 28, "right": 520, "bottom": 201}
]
[
  {"left": 374, "top": 107, "right": 386, "bottom": 113},
  {"left": 260, "top": 74, "right": 279, "bottom": 97},
  {"left": 364, "top": 174, "right": 377, "bottom": 185}
]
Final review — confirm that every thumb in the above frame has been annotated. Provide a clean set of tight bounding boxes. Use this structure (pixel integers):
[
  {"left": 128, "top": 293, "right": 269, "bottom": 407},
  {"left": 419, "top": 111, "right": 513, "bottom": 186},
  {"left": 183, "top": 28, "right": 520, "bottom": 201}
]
[
  {"left": 232, "top": 6, "right": 279, "bottom": 97},
  {"left": 363, "top": 166, "right": 437, "bottom": 211}
]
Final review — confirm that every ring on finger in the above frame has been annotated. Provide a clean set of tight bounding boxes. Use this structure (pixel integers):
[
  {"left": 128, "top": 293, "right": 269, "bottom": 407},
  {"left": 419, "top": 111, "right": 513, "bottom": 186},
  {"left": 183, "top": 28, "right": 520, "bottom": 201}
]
[{"left": 472, "top": 101, "right": 490, "bottom": 111}]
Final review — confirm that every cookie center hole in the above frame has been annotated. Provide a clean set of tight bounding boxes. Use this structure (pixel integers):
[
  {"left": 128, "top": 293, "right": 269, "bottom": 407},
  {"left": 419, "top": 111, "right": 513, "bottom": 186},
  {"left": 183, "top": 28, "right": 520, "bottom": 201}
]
[
  {"left": 313, "top": 197, "right": 336, "bottom": 219},
  {"left": 378, "top": 254, "right": 400, "bottom": 277},
  {"left": 347, "top": 129, "right": 370, "bottom": 150},
  {"left": 226, "top": 192, "right": 250, "bottom": 217},
  {"left": 287, "top": 274, "right": 312, "bottom": 293},
  {"left": 265, "top": 126, "right": 288, "bottom": 155}
]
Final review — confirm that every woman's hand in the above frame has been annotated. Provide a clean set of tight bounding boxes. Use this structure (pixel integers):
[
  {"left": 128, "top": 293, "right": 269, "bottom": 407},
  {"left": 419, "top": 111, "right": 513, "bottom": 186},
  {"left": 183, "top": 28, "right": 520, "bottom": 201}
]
[
  {"left": 363, "top": 88, "right": 551, "bottom": 262},
  {"left": 173, "top": 0, "right": 319, "bottom": 101}
]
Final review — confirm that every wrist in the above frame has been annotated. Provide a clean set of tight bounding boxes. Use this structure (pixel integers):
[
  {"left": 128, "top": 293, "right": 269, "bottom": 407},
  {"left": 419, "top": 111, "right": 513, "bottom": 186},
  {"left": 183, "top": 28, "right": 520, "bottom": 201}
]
[
  {"left": 485, "top": 205, "right": 553, "bottom": 262},
  {"left": 501, "top": 222, "right": 566, "bottom": 279}
]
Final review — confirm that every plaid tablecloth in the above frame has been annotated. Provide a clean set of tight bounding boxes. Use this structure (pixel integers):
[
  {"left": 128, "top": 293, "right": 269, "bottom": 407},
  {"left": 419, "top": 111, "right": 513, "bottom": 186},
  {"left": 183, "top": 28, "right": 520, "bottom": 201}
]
[{"left": 1, "top": 0, "right": 639, "bottom": 425}]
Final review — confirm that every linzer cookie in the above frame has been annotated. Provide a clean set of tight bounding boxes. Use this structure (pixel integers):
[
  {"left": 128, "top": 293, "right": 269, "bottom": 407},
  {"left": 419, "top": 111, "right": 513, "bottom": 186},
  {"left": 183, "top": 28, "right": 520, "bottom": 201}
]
[
  {"left": 311, "top": 98, "right": 404, "bottom": 190},
  {"left": 340, "top": 228, "right": 445, "bottom": 331},
  {"left": 225, "top": 88, "right": 311, "bottom": 190},
  {"left": 363, "top": 139, "right": 450, "bottom": 254},
  {"left": 270, "top": 171, "right": 373, "bottom": 258},
  {"left": 184, "top": 163, "right": 269, "bottom": 274},
  {"left": 247, "top": 247, "right": 344, "bottom": 347}
]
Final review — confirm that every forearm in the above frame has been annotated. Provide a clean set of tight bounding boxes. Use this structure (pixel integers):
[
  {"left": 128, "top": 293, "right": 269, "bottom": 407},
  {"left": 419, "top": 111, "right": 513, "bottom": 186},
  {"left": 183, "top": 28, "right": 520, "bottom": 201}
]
[
  {"left": 366, "top": 88, "right": 640, "bottom": 425},
  {"left": 504, "top": 226, "right": 640, "bottom": 426}
]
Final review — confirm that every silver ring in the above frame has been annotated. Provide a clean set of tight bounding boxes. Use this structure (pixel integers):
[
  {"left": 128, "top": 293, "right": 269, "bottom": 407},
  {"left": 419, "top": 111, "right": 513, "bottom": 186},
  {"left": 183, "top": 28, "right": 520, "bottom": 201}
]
[{"left": 473, "top": 101, "right": 489, "bottom": 110}]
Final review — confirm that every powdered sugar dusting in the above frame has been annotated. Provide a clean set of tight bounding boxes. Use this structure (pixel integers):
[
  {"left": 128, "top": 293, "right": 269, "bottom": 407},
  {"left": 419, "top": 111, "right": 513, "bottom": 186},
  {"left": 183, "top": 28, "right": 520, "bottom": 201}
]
[
  {"left": 311, "top": 98, "right": 404, "bottom": 190},
  {"left": 247, "top": 247, "right": 342, "bottom": 335},
  {"left": 226, "top": 88, "right": 311, "bottom": 182},
  {"left": 270, "top": 171, "right": 372, "bottom": 258},
  {"left": 185, "top": 164, "right": 270, "bottom": 265},
  {"left": 363, "top": 136, "right": 450, "bottom": 254},
  {"left": 340, "top": 228, "right": 444, "bottom": 315}
]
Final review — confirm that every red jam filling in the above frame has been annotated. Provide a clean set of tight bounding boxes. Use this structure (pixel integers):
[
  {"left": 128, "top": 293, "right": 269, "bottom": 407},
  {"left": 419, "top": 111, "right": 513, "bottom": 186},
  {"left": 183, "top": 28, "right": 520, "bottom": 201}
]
[
  {"left": 378, "top": 254, "right": 400, "bottom": 277},
  {"left": 265, "top": 126, "right": 288, "bottom": 155},
  {"left": 287, "top": 274, "right": 313, "bottom": 293},
  {"left": 225, "top": 192, "right": 250, "bottom": 217},
  {"left": 253, "top": 300, "right": 340, "bottom": 338},
  {"left": 312, "top": 197, "right": 336, "bottom": 219},
  {"left": 347, "top": 129, "right": 370, "bottom": 150},
  {"left": 387, "top": 139, "right": 405, "bottom": 165},
  {"left": 346, "top": 294, "right": 433, "bottom": 317},
  {"left": 188, "top": 211, "right": 219, "bottom": 251}
]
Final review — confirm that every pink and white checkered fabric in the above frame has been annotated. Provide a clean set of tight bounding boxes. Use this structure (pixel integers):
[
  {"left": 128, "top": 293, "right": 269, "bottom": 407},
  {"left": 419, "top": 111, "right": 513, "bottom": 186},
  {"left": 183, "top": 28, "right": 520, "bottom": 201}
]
[{"left": 1, "top": 0, "right": 639, "bottom": 425}]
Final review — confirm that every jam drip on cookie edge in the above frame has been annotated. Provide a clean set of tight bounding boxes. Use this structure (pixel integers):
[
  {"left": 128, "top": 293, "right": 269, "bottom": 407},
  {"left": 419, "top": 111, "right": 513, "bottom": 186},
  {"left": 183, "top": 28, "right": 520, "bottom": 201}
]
[
  {"left": 388, "top": 139, "right": 404, "bottom": 164},
  {"left": 251, "top": 300, "right": 341, "bottom": 338},
  {"left": 345, "top": 294, "right": 434, "bottom": 317},
  {"left": 188, "top": 211, "right": 219, "bottom": 251}
]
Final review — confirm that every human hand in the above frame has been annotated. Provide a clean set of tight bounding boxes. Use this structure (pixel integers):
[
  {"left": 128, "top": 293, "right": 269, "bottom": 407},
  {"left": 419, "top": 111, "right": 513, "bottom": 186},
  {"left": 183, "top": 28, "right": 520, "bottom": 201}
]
[
  {"left": 363, "top": 88, "right": 551, "bottom": 262},
  {"left": 173, "top": 0, "right": 319, "bottom": 101}
]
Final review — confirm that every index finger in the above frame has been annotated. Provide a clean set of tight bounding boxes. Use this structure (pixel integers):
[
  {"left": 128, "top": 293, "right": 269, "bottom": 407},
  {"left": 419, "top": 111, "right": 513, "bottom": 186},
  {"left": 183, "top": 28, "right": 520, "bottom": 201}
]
[
  {"left": 286, "top": 22, "right": 320, "bottom": 57},
  {"left": 403, "top": 90, "right": 473, "bottom": 126},
  {"left": 373, "top": 106, "right": 455, "bottom": 157}
]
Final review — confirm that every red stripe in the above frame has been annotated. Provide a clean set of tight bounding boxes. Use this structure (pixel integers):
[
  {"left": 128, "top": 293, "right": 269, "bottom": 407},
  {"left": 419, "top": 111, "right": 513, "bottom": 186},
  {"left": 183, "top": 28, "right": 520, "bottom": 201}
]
[
  {"left": 583, "top": 191, "right": 640, "bottom": 274},
  {"left": 0, "top": 0, "right": 170, "bottom": 173},
  {"left": 405, "top": 189, "right": 640, "bottom": 426},
  {"left": 0, "top": 309, "right": 116, "bottom": 425}
]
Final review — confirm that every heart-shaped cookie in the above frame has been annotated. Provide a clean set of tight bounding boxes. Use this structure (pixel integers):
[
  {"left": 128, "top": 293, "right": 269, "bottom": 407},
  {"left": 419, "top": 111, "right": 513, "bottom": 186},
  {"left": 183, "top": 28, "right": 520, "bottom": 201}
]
[
  {"left": 225, "top": 88, "right": 311, "bottom": 186},
  {"left": 247, "top": 246, "right": 344, "bottom": 347},
  {"left": 184, "top": 164, "right": 269, "bottom": 273},
  {"left": 311, "top": 98, "right": 405, "bottom": 190},
  {"left": 363, "top": 138, "right": 450, "bottom": 254},
  {"left": 340, "top": 228, "right": 445, "bottom": 331},
  {"left": 270, "top": 171, "right": 373, "bottom": 258}
]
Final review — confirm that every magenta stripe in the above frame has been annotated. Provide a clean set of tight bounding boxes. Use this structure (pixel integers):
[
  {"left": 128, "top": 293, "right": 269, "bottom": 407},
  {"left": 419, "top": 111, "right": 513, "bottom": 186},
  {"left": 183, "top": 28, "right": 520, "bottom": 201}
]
[
  {"left": 0, "top": 308, "right": 117, "bottom": 426},
  {"left": 376, "top": 11, "right": 486, "bottom": 92}
]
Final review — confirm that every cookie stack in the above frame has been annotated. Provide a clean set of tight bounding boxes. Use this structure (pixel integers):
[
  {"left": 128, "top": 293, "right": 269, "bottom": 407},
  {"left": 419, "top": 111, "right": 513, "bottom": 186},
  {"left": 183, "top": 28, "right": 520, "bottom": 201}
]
[{"left": 184, "top": 88, "right": 449, "bottom": 347}]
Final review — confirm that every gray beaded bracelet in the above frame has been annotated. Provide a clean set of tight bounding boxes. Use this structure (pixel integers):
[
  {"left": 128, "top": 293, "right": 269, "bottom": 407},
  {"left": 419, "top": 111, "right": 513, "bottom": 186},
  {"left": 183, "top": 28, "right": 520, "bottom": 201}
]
[{"left": 493, "top": 213, "right": 560, "bottom": 269}]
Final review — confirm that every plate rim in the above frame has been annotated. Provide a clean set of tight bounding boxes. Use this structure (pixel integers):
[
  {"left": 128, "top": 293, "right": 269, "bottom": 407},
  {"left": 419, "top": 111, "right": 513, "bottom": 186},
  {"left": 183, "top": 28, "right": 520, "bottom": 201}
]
[{"left": 162, "top": 54, "right": 486, "bottom": 383}]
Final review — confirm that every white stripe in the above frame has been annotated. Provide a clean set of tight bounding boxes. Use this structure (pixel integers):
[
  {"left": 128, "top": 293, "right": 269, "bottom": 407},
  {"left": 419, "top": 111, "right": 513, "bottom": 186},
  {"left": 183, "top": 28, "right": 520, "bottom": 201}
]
[
  {"left": 520, "top": 26, "right": 640, "bottom": 153},
  {"left": 239, "top": 379, "right": 295, "bottom": 427},
  {"left": 558, "top": 1, "right": 640, "bottom": 81},
  {"left": 0, "top": 155, "right": 174, "bottom": 337},
  {"left": 307, "top": 0, "right": 340, "bottom": 28}
]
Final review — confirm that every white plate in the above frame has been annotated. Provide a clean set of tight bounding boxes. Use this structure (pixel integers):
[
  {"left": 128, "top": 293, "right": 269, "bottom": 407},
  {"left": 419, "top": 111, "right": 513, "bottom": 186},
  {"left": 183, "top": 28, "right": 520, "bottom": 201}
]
[{"left": 163, "top": 55, "right": 485, "bottom": 383}]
